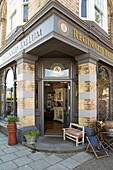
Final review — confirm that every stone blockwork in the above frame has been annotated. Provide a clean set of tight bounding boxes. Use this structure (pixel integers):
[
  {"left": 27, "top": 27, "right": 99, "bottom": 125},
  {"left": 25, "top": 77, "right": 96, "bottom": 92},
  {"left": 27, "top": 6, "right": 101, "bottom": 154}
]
[
  {"left": 107, "top": 0, "right": 113, "bottom": 44},
  {"left": 17, "top": 60, "right": 35, "bottom": 127},
  {"left": 0, "top": 0, "right": 7, "bottom": 48},
  {"left": 57, "top": 0, "right": 79, "bottom": 16},
  {"left": 78, "top": 62, "right": 97, "bottom": 131},
  {"left": 28, "top": 0, "right": 79, "bottom": 20}
]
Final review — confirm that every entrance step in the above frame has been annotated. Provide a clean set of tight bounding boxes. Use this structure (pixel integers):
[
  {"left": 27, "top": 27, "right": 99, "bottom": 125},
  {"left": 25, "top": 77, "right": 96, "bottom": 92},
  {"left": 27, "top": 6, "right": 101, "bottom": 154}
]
[{"left": 23, "top": 136, "right": 86, "bottom": 153}]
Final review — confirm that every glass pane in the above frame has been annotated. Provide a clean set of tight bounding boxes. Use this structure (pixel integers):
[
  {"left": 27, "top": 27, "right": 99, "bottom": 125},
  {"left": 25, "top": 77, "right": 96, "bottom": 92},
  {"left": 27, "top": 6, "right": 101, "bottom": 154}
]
[
  {"left": 6, "top": 70, "right": 14, "bottom": 115},
  {"left": 81, "top": 0, "right": 87, "bottom": 17},
  {"left": 23, "top": 5, "right": 28, "bottom": 22},
  {"left": 44, "top": 62, "right": 70, "bottom": 78},
  {"left": 111, "top": 69, "right": 113, "bottom": 120},
  {"left": 0, "top": 73, "right": 4, "bottom": 117},
  {"left": 98, "top": 68, "right": 109, "bottom": 121}
]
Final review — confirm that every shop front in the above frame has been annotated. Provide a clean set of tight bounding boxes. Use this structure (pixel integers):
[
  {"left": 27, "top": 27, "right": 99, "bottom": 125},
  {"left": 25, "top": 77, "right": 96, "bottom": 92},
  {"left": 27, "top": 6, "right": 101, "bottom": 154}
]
[{"left": 0, "top": 1, "right": 113, "bottom": 143}]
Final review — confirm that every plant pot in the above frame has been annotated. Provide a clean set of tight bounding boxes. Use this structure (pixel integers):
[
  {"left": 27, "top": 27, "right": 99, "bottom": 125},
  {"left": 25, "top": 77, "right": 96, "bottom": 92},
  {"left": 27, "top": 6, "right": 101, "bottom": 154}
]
[
  {"left": 24, "top": 135, "right": 36, "bottom": 144},
  {"left": 7, "top": 122, "right": 17, "bottom": 145}
]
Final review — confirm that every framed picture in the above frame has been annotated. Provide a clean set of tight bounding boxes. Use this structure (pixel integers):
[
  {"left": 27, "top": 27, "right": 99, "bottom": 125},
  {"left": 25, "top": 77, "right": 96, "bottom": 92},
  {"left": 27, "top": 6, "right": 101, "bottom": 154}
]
[
  {"left": 48, "top": 94, "right": 51, "bottom": 99},
  {"left": 47, "top": 100, "right": 51, "bottom": 108}
]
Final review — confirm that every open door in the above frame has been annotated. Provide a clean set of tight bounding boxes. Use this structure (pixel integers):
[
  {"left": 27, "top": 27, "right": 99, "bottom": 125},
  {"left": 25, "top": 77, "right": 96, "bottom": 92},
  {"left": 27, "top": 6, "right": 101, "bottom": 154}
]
[{"left": 63, "top": 83, "right": 70, "bottom": 128}]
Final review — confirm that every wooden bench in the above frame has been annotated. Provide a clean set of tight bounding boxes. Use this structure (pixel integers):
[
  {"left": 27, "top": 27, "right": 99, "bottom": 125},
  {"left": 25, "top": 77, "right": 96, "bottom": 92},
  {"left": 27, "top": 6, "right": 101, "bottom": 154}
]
[{"left": 63, "top": 123, "right": 85, "bottom": 147}]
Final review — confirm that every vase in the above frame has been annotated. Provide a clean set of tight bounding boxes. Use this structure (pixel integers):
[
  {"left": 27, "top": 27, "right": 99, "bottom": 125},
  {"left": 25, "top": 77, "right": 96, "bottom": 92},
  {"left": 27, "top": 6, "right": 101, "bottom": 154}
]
[{"left": 7, "top": 122, "right": 17, "bottom": 145}]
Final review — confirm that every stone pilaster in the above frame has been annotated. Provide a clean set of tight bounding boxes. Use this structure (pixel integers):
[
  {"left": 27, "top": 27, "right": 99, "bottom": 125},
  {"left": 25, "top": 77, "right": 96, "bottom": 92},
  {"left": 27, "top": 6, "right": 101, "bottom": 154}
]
[
  {"left": 76, "top": 53, "right": 98, "bottom": 136},
  {"left": 16, "top": 52, "right": 38, "bottom": 127}
]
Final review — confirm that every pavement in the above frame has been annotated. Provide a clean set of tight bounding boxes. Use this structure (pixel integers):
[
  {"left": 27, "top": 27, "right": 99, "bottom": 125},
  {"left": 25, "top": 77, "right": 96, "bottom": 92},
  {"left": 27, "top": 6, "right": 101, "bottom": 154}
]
[{"left": 0, "top": 132, "right": 113, "bottom": 170}]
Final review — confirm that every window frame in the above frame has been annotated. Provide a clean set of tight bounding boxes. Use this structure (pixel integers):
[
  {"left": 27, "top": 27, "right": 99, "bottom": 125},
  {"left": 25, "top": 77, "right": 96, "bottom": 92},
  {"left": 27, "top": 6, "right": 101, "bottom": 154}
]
[
  {"left": 10, "top": 11, "right": 16, "bottom": 31},
  {"left": 80, "top": 0, "right": 88, "bottom": 19}
]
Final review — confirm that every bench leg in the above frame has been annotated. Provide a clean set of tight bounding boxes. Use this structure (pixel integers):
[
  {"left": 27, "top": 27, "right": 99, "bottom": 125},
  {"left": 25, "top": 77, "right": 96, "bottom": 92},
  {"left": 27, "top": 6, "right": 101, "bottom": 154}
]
[
  {"left": 63, "top": 130, "right": 66, "bottom": 140},
  {"left": 76, "top": 137, "right": 78, "bottom": 147}
]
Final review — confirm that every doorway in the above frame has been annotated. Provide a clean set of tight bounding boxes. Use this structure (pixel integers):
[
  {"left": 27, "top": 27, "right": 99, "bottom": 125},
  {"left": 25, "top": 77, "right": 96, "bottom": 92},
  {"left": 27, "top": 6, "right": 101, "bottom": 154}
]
[{"left": 44, "top": 82, "right": 70, "bottom": 135}]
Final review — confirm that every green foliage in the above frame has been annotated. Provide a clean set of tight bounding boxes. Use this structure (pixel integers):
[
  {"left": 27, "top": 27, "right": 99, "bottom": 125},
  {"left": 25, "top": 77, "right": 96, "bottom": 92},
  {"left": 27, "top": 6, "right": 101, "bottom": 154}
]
[
  {"left": 24, "top": 130, "right": 40, "bottom": 137},
  {"left": 6, "top": 115, "right": 19, "bottom": 123}
]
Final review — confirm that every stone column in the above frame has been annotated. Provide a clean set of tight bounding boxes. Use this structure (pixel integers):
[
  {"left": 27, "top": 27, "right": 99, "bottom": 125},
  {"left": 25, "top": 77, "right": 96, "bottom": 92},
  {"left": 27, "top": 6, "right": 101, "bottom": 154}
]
[
  {"left": 16, "top": 52, "right": 37, "bottom": 127},
  {"left": 76, "top": 53, "right": 98, "bottom": 136}
]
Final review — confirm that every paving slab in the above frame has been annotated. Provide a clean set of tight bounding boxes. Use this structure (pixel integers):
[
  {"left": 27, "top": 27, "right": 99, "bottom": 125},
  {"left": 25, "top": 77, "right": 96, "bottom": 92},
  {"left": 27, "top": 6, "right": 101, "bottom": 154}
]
[
  {"left": 15, "top": 149, "right": 32, "bottom": 157},
  {"left": 0, "top": 149, "right": 5, "bottom": 156},
  {"left": 15, "top": 144, "right": 26, "bottom": 150},
  {"left": 71, "top": 152, "right": 92, "bottom": 163},
  {"left": 30, "top": 159, "right": 50, "bottom": 170},
  {"left": 1, "top": 153, "right": 18, "bottom": 162},
  {"left": 28, "top": 152, "right": 46, "bottom": 161},
  {"left": 0, "top": 161, "right": 17, "bottom": 170},
  {"left": 14, "top": 156, "right": 33, "bottom": 167},
  {"left": 44, "top": 154, "right": 62, "bottom": 165},
  {"left": 0, "top": 144, "right": 7, "bottom": 150},
  {"left": 3, "top": 147, "right": 18, "bottom": 154},
  {"left": 15, "top": 165, "right": 33, "bottom": 170},
  {"left": 46, "top": 162, "right": 69, "bottom": 170},
  {"left": 60, "top": 158, "right": 81, "bottom": 169}
]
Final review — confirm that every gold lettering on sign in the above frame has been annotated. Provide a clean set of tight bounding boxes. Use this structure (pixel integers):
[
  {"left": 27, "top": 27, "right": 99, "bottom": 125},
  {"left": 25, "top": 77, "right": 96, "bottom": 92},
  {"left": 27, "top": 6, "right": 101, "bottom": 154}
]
[{"left": 73, "top": 28, "right": 113, "bottom": 60}]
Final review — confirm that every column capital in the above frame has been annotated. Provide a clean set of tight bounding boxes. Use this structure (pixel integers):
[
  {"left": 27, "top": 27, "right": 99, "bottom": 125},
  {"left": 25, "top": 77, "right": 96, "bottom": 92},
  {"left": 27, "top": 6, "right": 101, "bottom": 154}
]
[
  {"left": 15, "top": 50, "right": 38, "bottom": 64},
  {"left": 75, "top": 51, "right": 99, "bottom": 65}
]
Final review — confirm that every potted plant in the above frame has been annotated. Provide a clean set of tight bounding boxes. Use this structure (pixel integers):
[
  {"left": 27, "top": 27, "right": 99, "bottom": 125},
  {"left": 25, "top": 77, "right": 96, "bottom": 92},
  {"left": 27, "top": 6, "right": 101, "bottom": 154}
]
[
  {"left": 24, "top": 130, "right": 40, "bottom": 144},
  {"left": 7, "top": 115, "right": 19, "bottom": 145}
]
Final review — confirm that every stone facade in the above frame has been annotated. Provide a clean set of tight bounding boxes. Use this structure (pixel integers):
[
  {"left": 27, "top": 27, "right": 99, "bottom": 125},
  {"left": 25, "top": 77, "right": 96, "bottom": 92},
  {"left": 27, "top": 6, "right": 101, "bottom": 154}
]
[
  {"left": 0, "top": 0, "right": 7, "bottom": 48},
  {"left": 78, "top": 62, "right": 97, "bottom": 134},
  {"left": 17, "top": 55, "right": 36, "bottom": 127},
  {"left": 107, "top": 0, "right": 113, "bottom": 44},
  {"left": 28, "top": 0, "right": 79, "bottom": 20}
]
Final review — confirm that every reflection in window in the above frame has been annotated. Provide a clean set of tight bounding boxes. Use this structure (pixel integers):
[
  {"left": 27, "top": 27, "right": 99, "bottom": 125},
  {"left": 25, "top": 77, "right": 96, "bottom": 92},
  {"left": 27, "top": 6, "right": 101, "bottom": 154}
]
[
  {"left": 98, "top": 68, "right": 109, "bottom": 121},
  {"left": 95, "top": 7, "right": 103, "bottom": 27},
  {"left": 81, "top": 0, "right": 87, "bottom": 17},
  {"left": 6, "top": 70, "right": 14, "bottom": 115}
]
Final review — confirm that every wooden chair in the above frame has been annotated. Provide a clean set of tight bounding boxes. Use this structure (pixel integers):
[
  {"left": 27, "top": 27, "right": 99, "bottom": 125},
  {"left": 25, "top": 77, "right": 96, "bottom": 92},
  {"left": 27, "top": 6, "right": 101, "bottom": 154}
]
[
  {"left": 86, "top": 136, "right": 109, "bottom": 159},
  {"left": 62, "top": 123, "right": 85, "bottom": 147}
]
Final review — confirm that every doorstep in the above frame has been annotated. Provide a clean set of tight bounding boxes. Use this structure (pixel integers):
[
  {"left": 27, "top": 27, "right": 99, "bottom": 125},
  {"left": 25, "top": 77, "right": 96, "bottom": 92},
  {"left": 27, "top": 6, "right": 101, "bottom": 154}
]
[{"left": 23, "top": 136, "right": 87, "bottom": 153}]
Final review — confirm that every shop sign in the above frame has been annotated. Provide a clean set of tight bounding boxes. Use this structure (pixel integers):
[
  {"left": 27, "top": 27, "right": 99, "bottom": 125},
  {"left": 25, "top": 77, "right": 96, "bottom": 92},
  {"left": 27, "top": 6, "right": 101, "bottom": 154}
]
[
  {"left": 0, "top": 28, "right": 42, "bottom": 65},
  {"left": 73, "top": 28, "right": 113, "bottom": 61}
]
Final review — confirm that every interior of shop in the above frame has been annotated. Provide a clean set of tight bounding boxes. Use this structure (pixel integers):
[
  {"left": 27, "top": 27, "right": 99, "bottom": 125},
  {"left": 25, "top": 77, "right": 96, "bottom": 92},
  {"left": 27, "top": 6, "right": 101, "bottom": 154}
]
[{"left": 44, "top": 82, "right": 68, "bottom": 135}]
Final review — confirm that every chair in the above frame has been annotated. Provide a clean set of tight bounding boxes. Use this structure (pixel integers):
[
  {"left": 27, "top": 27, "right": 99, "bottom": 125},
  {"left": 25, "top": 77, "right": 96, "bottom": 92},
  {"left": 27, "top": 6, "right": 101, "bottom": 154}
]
[
  {"left": 86, "top": 136, "right": 109, "bottom": 159},
  {"left": 96, "top": 122, "right": 113, "bottom": 151},
  {"left": 63, "top": 123, "right": 85, "bottom": 147}
]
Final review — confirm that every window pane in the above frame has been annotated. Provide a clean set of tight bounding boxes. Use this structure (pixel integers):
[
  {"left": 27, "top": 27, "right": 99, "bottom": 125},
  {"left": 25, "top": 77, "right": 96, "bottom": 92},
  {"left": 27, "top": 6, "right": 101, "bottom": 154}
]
[
  {"left": 95, "top": 7, "right": 102, "bottom": 26},
  {"left": 81, "top": 0, "right": 87, "bottom": 17},
  {"left": 98, "top": 68, "right": 109, "bottom": 121},
  {"left": 23, "top": 5, "right": 28, "bottom": 22}
]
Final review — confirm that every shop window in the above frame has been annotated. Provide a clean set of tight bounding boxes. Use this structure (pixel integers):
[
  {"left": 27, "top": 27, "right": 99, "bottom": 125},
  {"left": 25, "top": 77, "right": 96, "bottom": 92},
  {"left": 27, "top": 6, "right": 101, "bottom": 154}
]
[
  {"left": 98, "top": 67, "right": 109, "bottom": 121},
  {"left": 6, "top": 69, "right": 14, "bottom": 115},
  {"left": 11, "top": 12, "right": 16, "bottom": 31},
  {"left": 0, "top": 73, "right": 4, "bottom": 117},
  {"left": 111, "top": 69, "right": 113, "bottom": 120},
  {"left": 81, "top": 0, "right": 87, "bottom": 18}
]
